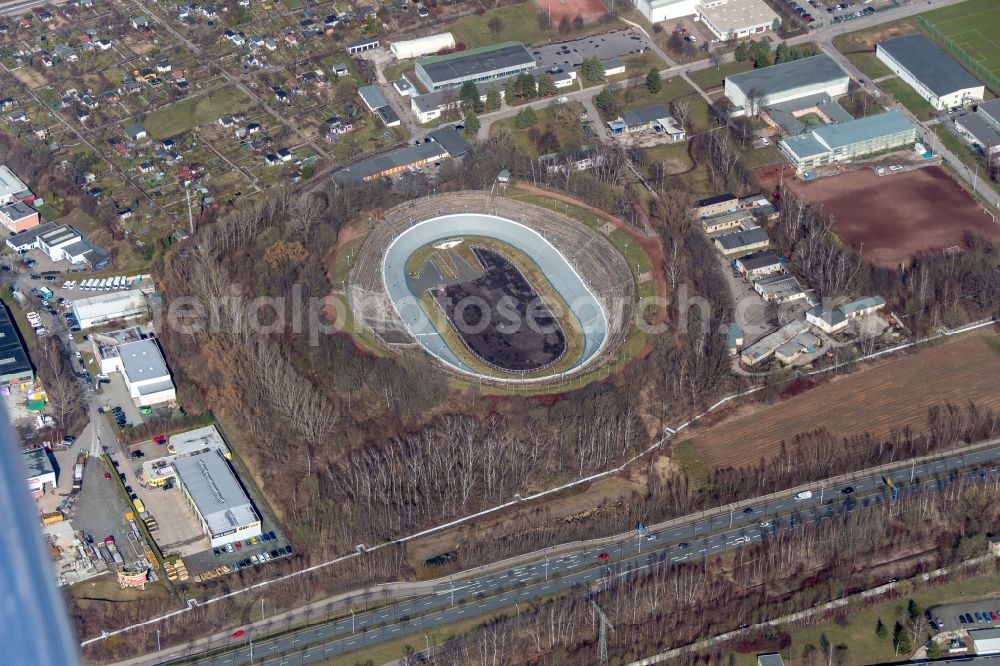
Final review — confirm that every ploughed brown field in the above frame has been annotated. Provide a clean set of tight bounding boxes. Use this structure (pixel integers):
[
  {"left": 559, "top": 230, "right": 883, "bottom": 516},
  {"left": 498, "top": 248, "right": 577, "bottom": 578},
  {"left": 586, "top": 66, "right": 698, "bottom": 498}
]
[
  {"left": 688, "top": 335, "right": 1000, "bottom": 470},
  {"left": 535, "top": 0, "right": 608, "bottom": 22},
  {"left": 755, "top": 165, "right": 1000, "bottom": 267}
]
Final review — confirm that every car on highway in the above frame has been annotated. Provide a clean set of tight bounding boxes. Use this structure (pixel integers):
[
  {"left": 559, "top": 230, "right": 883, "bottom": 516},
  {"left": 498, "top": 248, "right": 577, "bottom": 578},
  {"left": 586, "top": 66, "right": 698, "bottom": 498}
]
[
  {"left": 646, "top": 534, "right": 657, "bottom": 541},
  {"left": 758, "top": 521, "right": 771, "bottom": 527},
  {"left": 841, "top": 486, "right": 854, "bottom": 494},
  {"left": 596, "top": 552, "right": 609, "bottom": 561},
  {"left": 742, "top": 507, "right": 753, "bottom": 514}
]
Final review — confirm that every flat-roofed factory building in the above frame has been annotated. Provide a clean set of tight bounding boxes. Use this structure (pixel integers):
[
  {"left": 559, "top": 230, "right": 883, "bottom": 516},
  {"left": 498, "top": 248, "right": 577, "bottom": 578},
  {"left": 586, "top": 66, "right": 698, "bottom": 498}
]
[
  {"left": 173, "top": 449, "right": 261, "bottom": 549},
  {"left": 414, "top": 42, "right": 535, "bottom": 92},
  {"left": 876, "top": 33, "right": 984, "bottom": 111},
  {"left": 724, "top": 55, "right": 849, "bottom": 116}
]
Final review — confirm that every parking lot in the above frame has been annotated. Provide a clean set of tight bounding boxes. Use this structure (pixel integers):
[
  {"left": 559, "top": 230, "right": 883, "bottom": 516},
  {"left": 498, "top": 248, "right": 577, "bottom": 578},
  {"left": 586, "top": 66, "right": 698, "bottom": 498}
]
[
  {"left": 65, "top": 453, "right": 138, "bottom": 570},
  {"left": 132, "top": 466, "right": 208, "bottom": 558},
  {"left": 532, "top": 28, "right": 651, "bottom": 73},
  {"left": 929, "top": 600, "right": 1000, "bottom": 634},
  {"left": 99, "top": 376, "right": 144, "bottom": 427}
]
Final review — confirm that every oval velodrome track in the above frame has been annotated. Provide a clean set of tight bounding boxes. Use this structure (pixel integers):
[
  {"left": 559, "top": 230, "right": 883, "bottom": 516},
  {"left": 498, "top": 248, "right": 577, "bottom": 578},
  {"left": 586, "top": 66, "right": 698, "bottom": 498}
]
[
  {"left": 382, "top": 214, "right": 607, "bottom": 380},
  {"left": 346, "top": 192, "right": 636, "bottom": 385}
]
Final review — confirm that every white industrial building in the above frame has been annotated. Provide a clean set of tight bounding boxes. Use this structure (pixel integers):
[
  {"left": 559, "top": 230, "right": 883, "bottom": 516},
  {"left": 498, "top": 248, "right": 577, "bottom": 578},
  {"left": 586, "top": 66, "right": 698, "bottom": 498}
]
[
  {"left": 23, "top": 448, "right": 56, "bottom": 498},
  {"left": 955, "top": 99, "right": 1000, "bottom": 156},
  {"left": 168, "top": 425, "right": 232, "bottom": 459},
  {"left": 636, "top": 0, "right": 698, "bottom": 22},
  {"left": 117, "top": 339, "right": 176, "bottom": 407},
  {"left": 141, "top": 425, "right": 232, "bottom": 487},
  {"left": 5, "top": 221, "right": 107, "bottom": 267},
  {"left": 173, "top": 449, "right": 261, "bottom": 549},
  {"left": 414, "top": 42, "right": 535, "bottom": 92},
  {"left": 754, "top": 273, "right": 806, "bottom": 304},
  {"left": 390, "top": 32, "right": 456, "bottom": 60},
  {"left": 697, "top": 0, "right": 778, "bottom": 41},
  {"left": 969, "top": 628, "right": 1000, "bottom": 655},
  {"left": 805, "top": 296, "right": 885, "bottom": 333},
  {"left": 779, "top": 111, "right": 918, "bottom": 172},
  {"left": 725, "top": 55, "right": 849, "bottom": 115},
  {"left": 90, "top": 328, "right": 175, "bottom": 407},
  {"left": 0, "top": 165, "right": 33, "bottom": 205},
  {"left": 876, "top": 34, "right": 984, "bottom": 111},
  {"left": 72, "top": 290, "right": 151, "bottom": 329}
]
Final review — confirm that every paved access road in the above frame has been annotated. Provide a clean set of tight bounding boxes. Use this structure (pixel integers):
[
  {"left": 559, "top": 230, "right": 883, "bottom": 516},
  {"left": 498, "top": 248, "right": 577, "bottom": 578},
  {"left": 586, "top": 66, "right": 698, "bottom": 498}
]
[{"left": 163, "top": 444, "right": 1000, "bottom": 666}]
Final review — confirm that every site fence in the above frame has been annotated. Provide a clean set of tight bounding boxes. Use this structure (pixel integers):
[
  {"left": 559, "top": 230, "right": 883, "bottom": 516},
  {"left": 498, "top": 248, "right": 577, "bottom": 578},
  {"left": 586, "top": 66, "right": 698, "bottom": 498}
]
[{"left": 916, "top": 16, "right": 1000, "bottom": 93}]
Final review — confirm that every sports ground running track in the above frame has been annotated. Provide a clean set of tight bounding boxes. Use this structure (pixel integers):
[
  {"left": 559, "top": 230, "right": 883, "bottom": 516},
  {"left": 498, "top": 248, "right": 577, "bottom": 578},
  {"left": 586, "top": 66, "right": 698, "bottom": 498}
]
[{"left": 347, "top": 191, "right": 635, "bottom": 384}]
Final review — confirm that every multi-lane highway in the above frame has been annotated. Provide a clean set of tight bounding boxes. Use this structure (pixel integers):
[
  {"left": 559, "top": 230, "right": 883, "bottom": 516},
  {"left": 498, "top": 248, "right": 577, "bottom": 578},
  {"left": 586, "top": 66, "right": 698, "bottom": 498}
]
[
  {"left": 0, "top": 0, "right": 66, "bottom": 17},
  {"left": 158, "top": 444, "right": 1000, "bottom": 666}
]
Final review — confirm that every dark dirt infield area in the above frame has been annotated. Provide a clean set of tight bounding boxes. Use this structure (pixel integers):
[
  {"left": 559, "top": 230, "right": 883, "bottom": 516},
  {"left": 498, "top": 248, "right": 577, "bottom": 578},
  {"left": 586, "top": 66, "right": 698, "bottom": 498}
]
[
  {"left": 433, "top": 247, "right": 566, "bottom": 372},
  {"left": 756, "top": 165, "right": 1000, "bottom": 267},
  {"left": 536, "top": 0, "right": 608, "bottom": 22}
]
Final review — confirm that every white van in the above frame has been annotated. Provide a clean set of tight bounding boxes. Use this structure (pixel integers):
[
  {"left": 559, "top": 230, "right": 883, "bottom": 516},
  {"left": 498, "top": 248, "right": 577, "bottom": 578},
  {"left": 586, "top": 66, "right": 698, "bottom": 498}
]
[
  {"left": 112, "top": 276, "right": 122, "bottom": 290},
  {"left": 100, "top": 278, "right": 111, "bottom": 290},
  {"left": 794, "top": 490, "right": 813, "bottom": 501},
  {"left": 84, "top": 279, "right": 95, "bottom": 291}
]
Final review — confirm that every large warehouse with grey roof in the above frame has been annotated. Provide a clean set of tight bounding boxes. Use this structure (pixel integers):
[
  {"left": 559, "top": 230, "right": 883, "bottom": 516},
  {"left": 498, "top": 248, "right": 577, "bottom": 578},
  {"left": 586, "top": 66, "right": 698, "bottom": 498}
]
[
  {"left": 414, "top": 42, "right": 535, "bottom": 91},
  {"left": 724, "top": 55, "right": 849, "bottom": 115},
  {"left": 174, "top": 449, "right": 261, "bottom": 548},
  {"left": 876, "top": 33, "right": 984, "bottom": 110}
]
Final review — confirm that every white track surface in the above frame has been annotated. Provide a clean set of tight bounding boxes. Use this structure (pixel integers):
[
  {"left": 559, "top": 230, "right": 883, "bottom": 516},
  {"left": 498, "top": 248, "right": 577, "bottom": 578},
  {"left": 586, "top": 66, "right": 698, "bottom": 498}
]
[{"left": 382, "top": 213, "right": 609, "bottom": 380}]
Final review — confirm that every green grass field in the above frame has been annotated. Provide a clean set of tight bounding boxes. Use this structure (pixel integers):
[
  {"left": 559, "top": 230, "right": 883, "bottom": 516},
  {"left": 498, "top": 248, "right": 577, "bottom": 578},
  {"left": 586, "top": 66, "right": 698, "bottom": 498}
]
[
  {"left": 688, "top": 60, "right": 753, "bottom": 91},
  {"left": 845, "top": 51, "right": 894, "bottom": 80},
  {"left": 142, "top": 86, "right": 255, "bottom": 139},
  {"left": 489, "top": 105, "right": 588, "bottom": 157},
  {"left": 878, "top": 76, "right": 937, "bottom": 120},
  {"left": 922, "top": 0, "right": 1000, "bottom": 81}
]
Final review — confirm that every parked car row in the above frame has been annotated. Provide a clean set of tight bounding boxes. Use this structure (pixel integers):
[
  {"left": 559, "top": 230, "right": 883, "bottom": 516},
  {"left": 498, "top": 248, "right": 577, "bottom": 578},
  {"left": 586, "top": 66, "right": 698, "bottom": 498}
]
[
  {"left": 961, "top": 611, "right": 1000, "bottom": 625},
  {"left": 110, "top": 405, "right": 128, "bottom": 430},
  {"left": 226, "top": 546, "right": 295, "bottom": 571},
  {"left": 832, "top": 5, "right": 876, "bottom": 22},
  {"left": 63, "top": 311, "right": 81, "bottom": 332},
  {"left": 784, "top": 0, "right": 815, "bottom": 23}
]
